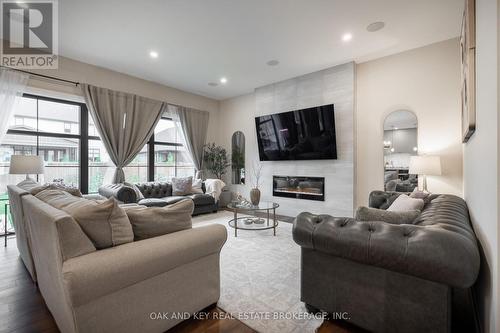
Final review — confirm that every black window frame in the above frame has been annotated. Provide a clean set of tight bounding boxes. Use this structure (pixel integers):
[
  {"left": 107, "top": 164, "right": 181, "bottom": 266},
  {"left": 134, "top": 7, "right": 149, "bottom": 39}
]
[
  {"left": 4, "top": 94, "right": 194, "bottom": 194},
  {"left": 5, "top": 93, "right": 91, "bottom": 192}
]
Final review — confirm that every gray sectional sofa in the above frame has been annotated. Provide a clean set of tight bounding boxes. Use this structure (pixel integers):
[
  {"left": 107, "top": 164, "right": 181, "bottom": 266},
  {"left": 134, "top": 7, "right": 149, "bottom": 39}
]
[
  {"left": 99, "top": 181, "right": 218, "bottom": 215},
  {"left": 8, "top": 181, "right": 227, "bottom": 333},
  {"left": 293, "top": 191, "right": 480, "bottom": 333}
]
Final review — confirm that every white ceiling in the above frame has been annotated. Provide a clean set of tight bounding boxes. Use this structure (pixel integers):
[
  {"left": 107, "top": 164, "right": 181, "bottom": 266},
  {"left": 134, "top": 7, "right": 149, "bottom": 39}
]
[{"left": 59, "top": 0, "right": 463, "bottom": 100}]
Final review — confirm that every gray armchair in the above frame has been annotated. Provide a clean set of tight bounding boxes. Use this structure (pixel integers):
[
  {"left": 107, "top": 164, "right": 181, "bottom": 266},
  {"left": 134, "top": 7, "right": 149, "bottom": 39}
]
[{"left": 292, "top": 192, "right": 480, "bottom": 333}]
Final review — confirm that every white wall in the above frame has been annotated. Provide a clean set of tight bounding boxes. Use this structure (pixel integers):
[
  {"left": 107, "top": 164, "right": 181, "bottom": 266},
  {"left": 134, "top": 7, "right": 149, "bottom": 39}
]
[
  {"left": 356, "top": 38, "right": 463, "bottom": 206},
  {"left": 219, "top": 63, "right": 355, "bottom": 217},
  {"left": 25, "top": 55, "right": 220, "bottom": 142},
  {"left": 463, "top": 0, "right": 499, "bottom": 332}
]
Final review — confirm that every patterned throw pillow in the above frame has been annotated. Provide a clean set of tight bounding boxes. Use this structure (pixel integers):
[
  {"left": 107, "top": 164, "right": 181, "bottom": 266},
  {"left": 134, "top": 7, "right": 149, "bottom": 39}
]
[
  {"left": 355, "top": 206, "right": 420, "bottom": 225},
  {"left": 172, "top": 176, "right": 193, "bottom": 196}
]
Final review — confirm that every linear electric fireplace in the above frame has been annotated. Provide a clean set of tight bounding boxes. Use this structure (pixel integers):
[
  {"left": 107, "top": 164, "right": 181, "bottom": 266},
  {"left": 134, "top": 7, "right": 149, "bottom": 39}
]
[{"left": 273, "top": 176, "right": 325, "bottom": 201}]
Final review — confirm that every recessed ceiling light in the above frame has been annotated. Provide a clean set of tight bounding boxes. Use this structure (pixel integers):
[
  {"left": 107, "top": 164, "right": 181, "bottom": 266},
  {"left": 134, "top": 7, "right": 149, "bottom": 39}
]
[
  {"left": 342, "top": 33, "right": 352, "bottom": 42},
  {"left": 220, "top": 77, "right": 227, "bottom": 84},
  {"left": 367, "top": 21, "right": 385, "bottom": 32},
  {"left": 266, "top": 59, "right": 280, "bottom": 66},
  {"left": 208, "top": 82, "right": 218, "bottom": 87},
  {"left": 149, "top": 51, "right": 159, "bottom": 58}
]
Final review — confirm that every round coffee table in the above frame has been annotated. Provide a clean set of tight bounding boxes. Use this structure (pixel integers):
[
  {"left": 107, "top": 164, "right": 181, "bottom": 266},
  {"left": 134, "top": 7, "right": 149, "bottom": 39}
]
[{"left": 227, "top": 201, "right": 279, "bottom": 237}]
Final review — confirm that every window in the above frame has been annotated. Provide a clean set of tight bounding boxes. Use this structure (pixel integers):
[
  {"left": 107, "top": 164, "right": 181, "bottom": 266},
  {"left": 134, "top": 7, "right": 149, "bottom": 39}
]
[
  {"left": 88, "top": 139, "right": 114, "bottom": 193},
  {"left": 0, "top": 96, "right": 83, "bottom": 196},
  {"left": 0, "top": 94, "right": 197, "bottom": 199},
  {"left": 124, "top": 145, "right": 148, "bottom": 183},
  {"left": 152, "top": 117, "right": 195, "bottom": 181},
  {"left": 87, "top": 117, "right": 149, "bottom": 189}
]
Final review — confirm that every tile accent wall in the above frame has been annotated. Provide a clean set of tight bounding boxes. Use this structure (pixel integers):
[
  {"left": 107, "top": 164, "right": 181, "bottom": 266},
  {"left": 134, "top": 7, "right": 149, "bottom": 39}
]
[{"left": 254, "top": 62, "right": 355, "bottom": 217}]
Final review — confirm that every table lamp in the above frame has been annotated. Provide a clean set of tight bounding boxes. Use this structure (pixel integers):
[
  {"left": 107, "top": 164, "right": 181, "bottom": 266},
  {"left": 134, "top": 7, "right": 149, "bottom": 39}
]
[
  {"left": 409, "top": 155, "right": 441, "bottom": 192},
  {"left": 9, "top": 155, "right": 45, "bottom": 180}
]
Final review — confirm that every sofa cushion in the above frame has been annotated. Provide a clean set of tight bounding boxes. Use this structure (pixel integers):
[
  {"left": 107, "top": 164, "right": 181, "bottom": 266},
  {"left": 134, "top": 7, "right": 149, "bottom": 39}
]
[
  {"left": 355, "top": 206, "right": 420, "bottom": 225},
  {"left": 188, "top": 194, "right": 216, "bottom": 206},
  {"left": 172, "top": 176, "right": 193, "bottom": 195},
  {"left": 137, "top": 198, "right": 168, "bottom": 207},
  {"left": 387, "top": 194, "right": 424, "bottom": 212},
  {"left": 61, "top": 224, "right": 228, "bottom": 307},
  {"left": 124, "top": 200, "right": 193, "bottom": 240},
  {"left": 35, "top": 189, "right": 133, "bottom": 249}
]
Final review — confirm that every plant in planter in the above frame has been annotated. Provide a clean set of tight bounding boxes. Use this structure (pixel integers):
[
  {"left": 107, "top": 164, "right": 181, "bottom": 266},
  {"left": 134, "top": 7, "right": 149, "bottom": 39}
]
[
  {"left": 249, "top": 161, "right": 263, "bottom": 205},
  {"left": 203, "top": 143, "right": 231, "bottom": 179}
]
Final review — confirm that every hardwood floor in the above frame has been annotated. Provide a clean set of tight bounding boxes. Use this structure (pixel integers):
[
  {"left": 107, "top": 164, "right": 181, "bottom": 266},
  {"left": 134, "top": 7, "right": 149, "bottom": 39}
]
[
  {"left": 0, "top": 236, "right": 362, "bottom": 333},
  {"left": 0, "top": 237, "right": 59, "bottom": 333}
]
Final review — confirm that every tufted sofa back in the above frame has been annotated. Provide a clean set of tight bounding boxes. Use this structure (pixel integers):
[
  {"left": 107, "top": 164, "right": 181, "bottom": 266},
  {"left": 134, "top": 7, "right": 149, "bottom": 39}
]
[
  {"left": 293, "top": 192, "right": 480, "bottom": 288},
  {"left": 135, "top": 182, "right": 173, "bottom": 198}
]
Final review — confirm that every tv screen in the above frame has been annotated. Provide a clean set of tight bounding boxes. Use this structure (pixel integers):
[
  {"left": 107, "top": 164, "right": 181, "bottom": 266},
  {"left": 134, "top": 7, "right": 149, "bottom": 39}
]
[{"left": 255, "top": 104, "right": 337, "bottom": 161}]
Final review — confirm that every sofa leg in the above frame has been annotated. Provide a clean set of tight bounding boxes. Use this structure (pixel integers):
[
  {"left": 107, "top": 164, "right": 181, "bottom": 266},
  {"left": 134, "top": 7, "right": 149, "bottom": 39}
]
[{"left": 305, "top": 303, "right": 321, "bottom": 314}]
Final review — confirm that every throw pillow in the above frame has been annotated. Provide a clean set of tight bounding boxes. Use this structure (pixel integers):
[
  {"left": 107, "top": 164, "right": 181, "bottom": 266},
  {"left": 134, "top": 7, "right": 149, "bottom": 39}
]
[
  {"left": 30, "top": 183, "right": 83, "bottom": 197},
  {"left": 355, "top": 206, "right": 420, "bottom": 225},
  {"left": 409, "top": 188, "right": 430, "bottom": 200},
  {"left": 16, "top": 178, "right": 40, "bottom": 191},
  {"left": 124, "top": 199, "right": 194, "bottom": 240},
  {"left": 172, "top": 176, "right": 193, "bottom": 195},
  {"left": 387, "top": 194, "right": 425, "bottom": 212},
  {"left": 35, "top": 189, "right": 133, "bottom": 249},
  {"left": 191, "top": 178, "right": 204, "bottom": 194},
  {"left": 124, "top": 182, "right": 145, "bottom": 200}
]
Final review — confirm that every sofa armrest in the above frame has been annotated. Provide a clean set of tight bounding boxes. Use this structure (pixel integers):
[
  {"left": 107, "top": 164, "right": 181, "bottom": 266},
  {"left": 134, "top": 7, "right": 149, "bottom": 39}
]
[
  {"left": 292, "top": 212, "right": 479, "bottom": 288},
  {"left": 98, "top": 183, "right": 137, "bottom": 203},
  {"left": 62, "top": 224, "right": 227, "bottom": 307}
]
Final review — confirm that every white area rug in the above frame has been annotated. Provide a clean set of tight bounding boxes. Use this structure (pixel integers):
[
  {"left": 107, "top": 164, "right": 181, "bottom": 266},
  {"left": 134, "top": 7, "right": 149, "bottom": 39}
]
[{"left": 192, "top": 211, "right": 322, "bottom": 333}]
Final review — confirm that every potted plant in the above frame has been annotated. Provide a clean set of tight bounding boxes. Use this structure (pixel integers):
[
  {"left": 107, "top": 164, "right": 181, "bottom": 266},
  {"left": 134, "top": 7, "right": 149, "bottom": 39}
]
[
  {"left": 250, "top": 161, "right": 263, "bottom": 205},
  {"left": 203, "top": 143, "right": 231, "bottom": 179}
]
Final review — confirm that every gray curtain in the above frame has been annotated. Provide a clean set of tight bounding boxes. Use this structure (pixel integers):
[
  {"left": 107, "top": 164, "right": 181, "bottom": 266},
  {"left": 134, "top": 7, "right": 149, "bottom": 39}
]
[
  {"left": 177, "top": 107, "right": 209, "bottom": 179},
  {"left": 81, "top": 84, "right": 166, "bottom": 183}
]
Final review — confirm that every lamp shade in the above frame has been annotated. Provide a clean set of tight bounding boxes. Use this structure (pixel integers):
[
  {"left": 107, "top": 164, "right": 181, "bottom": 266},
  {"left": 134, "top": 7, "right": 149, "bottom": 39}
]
[
  {"left": 9, "top": 155, "right": 45, "bottom": 175},
  {"left": 409, "top": 155, "right": 441, "bottom": 176}
]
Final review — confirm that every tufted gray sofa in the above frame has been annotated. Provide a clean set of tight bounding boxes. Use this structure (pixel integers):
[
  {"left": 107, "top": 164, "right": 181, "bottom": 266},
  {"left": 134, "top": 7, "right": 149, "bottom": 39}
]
[
  {"left": 99, "top": 182, "right": 217, "bottom": 216},
  {"left": 293, "top": 191, "right": 480, "bottom": 333}
]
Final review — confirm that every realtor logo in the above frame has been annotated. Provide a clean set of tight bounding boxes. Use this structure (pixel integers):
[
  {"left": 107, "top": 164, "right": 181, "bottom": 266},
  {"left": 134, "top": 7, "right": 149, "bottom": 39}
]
[{"left": 1, "top": 0, "right": 58, "bottom": 68}]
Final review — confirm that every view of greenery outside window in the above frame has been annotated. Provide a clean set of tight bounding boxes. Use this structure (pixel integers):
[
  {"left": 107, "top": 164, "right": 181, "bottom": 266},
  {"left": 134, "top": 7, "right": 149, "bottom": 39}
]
[{"left": 0, "top": 95, "right": 81, "bottom": 233}]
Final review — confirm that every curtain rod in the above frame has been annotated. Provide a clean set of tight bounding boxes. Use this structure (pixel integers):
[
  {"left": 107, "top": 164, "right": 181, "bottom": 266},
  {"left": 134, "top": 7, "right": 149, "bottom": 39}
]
[
  {"left": 0, "top": 65, "right": 79, "bottom": 86},
  {"left": 0, "top": 65, "right": 202, "bottom": 111}
]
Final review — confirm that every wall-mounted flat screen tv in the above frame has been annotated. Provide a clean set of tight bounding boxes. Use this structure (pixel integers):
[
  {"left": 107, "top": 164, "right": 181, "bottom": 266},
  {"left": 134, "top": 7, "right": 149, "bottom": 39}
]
[{"left": 255, "top": 104, "right": 337, "bottom": 161}]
